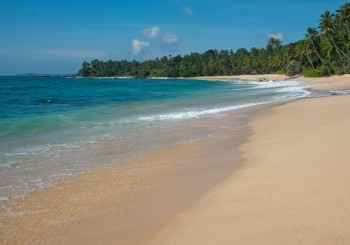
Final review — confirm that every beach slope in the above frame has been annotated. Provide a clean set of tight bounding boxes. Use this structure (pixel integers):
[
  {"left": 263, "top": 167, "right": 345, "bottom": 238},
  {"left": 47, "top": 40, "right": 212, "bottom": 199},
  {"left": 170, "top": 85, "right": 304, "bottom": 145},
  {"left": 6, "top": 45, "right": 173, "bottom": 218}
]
[{"left": 148, "top": 93, "right": 350, "bottom": 244}]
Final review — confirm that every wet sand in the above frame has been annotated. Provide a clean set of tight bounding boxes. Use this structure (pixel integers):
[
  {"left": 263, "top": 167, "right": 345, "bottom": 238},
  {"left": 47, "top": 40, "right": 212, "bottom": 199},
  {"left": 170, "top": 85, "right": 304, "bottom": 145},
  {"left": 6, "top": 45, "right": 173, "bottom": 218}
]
[{"left": 0, "top": 101, "right": 270, "bottom": 244}]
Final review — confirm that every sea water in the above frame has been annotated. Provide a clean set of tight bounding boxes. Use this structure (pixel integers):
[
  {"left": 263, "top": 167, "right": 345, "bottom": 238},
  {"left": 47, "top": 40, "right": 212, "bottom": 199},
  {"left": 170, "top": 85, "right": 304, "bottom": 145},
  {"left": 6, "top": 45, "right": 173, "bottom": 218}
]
[{"left": 0, "top": 76, "right": 314, "bottom": 199}]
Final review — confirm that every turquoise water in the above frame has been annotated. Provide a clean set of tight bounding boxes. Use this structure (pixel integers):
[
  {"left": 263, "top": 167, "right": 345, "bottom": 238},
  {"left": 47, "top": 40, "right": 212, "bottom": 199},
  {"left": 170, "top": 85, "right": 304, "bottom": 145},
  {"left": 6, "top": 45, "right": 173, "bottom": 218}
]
[{"left": 0, "top": 76, "right": 314, "bottom": 199}]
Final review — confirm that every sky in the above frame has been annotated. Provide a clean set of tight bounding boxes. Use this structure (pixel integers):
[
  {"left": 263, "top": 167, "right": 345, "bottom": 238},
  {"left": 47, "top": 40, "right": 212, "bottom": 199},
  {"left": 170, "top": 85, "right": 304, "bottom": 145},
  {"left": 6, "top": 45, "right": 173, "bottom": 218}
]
[{"left": 0, "top": 0, "right": 346, "bottom": 75}]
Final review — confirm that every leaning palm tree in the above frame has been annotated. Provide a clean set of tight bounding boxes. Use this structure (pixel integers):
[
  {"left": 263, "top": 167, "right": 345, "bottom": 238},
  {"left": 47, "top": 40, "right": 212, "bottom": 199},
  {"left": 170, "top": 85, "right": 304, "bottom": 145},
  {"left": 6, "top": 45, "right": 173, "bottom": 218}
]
[
  {"left": 319, "top": 10, "right": 350, "bottom": 61},
  {"left": 305, "top": 27, "right": 323, "bottom": 61}
]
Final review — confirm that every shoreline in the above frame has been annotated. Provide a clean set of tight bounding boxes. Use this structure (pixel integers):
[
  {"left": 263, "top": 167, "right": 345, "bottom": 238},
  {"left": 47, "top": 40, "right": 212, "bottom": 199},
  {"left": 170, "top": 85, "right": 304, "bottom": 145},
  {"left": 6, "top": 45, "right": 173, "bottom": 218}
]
[
  {"left": 1, "top": 74, "right": 350, "bottom": 244},
  {"left": 147, "top": 75, "right": 350, "bottom": 244},
  {"left": 194, "top": 74, "right": 350, "bottom": 90},
  {"left": 1, "top": 100, "right": 273, "bottom": 244}
]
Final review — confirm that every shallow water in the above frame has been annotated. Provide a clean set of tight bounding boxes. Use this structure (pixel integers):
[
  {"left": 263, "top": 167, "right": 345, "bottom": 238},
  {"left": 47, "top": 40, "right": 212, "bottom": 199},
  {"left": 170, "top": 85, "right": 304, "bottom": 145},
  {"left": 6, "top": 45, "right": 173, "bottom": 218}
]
[{"left": 0, "top": 76, "right": 315, "bottom": 199}]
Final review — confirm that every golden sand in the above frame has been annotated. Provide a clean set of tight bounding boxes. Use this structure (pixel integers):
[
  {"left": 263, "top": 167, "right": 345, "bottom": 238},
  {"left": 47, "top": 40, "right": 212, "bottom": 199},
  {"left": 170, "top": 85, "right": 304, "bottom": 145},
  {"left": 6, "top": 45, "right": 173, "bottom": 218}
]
[{"left": 148, "top": 76, "right": 350, "bottom": 244}]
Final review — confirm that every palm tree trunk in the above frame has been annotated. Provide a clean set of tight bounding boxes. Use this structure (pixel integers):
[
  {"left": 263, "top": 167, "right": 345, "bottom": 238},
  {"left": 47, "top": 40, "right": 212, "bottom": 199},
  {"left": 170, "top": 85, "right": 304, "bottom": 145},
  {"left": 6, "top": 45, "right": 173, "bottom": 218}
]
[
  {"left": 328, "top": 34, "right": 350, "bottom": 61},
  {"left": 328, "top": 34, "right": 344, "bottom": 61},
  {"left": 307, "top": 54, "right": 315, "bottom": 69},
  {"left": 311, "top": 39, "right": 323, "bottom": 61}
]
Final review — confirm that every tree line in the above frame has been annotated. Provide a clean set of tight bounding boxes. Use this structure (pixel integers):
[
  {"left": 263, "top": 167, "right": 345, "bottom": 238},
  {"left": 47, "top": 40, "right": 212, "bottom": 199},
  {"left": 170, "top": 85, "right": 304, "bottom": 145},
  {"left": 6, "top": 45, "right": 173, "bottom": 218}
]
[{"left": 77, "top": 3, "right": 350, "bottom": 78}]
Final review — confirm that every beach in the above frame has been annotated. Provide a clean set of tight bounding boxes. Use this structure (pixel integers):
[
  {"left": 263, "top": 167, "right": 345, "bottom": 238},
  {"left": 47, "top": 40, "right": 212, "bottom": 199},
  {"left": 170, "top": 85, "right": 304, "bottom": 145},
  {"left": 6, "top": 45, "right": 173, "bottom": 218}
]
[
  {"left": 195, "top": 73, "right": 350, "bottom": 89},
  {"left": 148, "top": 74, "right": 350, "bottom": 244},
  {"left": 1, "top": 74, "right": 350, "bottom": 244},
  {"left": 1, "top": 96, "right": 267, "bottom": 244}
]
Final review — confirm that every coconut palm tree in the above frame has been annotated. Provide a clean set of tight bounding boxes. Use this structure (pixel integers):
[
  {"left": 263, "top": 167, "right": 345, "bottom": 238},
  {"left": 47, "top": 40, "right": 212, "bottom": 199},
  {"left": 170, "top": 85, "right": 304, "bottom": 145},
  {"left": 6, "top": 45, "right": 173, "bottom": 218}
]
[
  {"left": 320, "top": 37, "right": 336, "bottom": 60},
  {"left": 319, "top": 10, "right": 350, "bottom": 61},
  {"left": 336, "top": 3, "right": 350, "bottom": 38},
  {"left": 336, "top": 3, "right": 350, "bottom": 54},
  {"left": 296, "top": 41, "right": 314, "bottom": 68},
  {"left": 305, "top": 27, "right": 323, "bottom": 61}
]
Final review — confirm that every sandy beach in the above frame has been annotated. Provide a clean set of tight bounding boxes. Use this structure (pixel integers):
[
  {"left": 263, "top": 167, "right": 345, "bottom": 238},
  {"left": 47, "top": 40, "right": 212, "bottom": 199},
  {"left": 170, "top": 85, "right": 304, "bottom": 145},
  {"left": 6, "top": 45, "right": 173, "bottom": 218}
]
[
  {"left": 148, "top": 74, "right": 350, "bottom": 244},
  {"left": 196, "top": 73, "right": 350, "bottom": 91},
  {"left": 1, "top": 74, "right": 350, "bottom": 244},
  {"left": 194, "top": 74, "right": 290, "bottom": 82}
]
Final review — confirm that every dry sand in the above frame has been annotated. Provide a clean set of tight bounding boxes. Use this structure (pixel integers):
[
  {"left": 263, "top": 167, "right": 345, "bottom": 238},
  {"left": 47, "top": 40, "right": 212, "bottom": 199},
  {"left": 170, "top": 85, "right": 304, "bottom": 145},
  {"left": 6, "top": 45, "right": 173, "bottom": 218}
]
[{"left": 148, "top": 76, "right": 350, "bottom": 244}]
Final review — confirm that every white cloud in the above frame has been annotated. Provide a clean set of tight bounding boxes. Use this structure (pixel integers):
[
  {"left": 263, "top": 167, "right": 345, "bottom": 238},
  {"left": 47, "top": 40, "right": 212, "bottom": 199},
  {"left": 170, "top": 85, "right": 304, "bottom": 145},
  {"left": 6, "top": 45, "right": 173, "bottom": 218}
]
[
  {"left": 161, "top": 33, "right": 180, "bottom": 45},
  {"left": 131, "top": 39, "right": 150, "bottom": 54},
  {"left": 267, "top": 33, "right": 285, "bottom": 41},
  {"left": 37, "top": 49, "right": 105, "bottom": 58},
  {"left": 182, "top": 7, "right": 194, "bottom": 15},
  {"left": 141, "top": 26, "right": 161, "bottom": 38}
]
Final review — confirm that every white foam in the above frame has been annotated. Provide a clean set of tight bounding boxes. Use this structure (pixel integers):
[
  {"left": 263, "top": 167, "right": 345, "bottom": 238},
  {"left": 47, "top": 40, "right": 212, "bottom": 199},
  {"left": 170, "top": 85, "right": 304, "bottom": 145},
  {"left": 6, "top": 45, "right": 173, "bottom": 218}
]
[
  {"left": 147, "top": 77, "right": 169, "bottom": 80},
  {"left": 330, "top": 89, "right": 350, "bottom": 95},
  {"left": 139, "top": 81, "right": 317, "bottom": 122},
  {"left": 139, "top": 102, "right": 263, "bottom": 121},
  {"left": 247, "top": 80, "right": 304, "bottom": 88},
  {"left": 276, "top": 86, "right": 311, "bottom": 96}
]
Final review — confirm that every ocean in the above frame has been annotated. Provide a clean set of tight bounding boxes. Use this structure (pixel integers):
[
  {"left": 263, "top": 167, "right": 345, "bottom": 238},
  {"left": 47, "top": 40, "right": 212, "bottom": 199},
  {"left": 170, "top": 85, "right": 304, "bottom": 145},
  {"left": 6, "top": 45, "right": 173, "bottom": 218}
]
[{"left": 0, "top": 76, "right": 314, "bottom": 200}]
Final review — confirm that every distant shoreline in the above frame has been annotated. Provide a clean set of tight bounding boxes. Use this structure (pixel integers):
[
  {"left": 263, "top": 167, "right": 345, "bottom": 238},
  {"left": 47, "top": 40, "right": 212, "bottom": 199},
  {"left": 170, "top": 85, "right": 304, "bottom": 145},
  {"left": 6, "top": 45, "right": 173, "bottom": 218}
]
[{"left": 194, "top": 73, "right": 350, "bottom": 90}]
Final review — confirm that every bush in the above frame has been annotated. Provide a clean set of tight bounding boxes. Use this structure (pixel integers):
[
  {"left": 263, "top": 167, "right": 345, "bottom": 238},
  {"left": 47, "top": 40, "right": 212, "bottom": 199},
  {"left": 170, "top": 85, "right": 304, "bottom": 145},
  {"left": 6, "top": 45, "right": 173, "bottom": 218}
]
[
  {"left": 304, "top": 69, "right": 322, "bottom": 77},
  {"left": 318, "top": 61, "right": 333, "bottom": 76},
  {"left": 345, "top": 63, "right": 350, "bottom": 74},
  {"left": 335, "top": 67, "right": 346, "bottom": 75},
  {"left": 275, "top": 70, "right": 285, "bottom": 75},
  {"left": 334, "top": 61, "right": 350, "bottom": 75}
]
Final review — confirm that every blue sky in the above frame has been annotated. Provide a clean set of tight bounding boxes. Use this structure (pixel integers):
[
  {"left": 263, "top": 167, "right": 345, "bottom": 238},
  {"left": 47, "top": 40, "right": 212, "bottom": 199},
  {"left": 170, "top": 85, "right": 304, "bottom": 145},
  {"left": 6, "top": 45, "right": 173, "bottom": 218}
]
[{"left": 0, "top": 0, "right": 346, "bottom": 75}]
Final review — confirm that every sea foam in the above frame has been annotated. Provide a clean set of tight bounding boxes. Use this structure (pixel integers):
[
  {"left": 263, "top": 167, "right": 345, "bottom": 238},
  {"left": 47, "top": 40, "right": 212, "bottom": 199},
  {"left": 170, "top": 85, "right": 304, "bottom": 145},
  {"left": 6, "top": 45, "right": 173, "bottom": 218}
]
[
  {"left": 139, "top": 103, "right": 262, "bottom": 121},
  {"left": 0, "top": 77, "right": 314, "bottom": 200}
]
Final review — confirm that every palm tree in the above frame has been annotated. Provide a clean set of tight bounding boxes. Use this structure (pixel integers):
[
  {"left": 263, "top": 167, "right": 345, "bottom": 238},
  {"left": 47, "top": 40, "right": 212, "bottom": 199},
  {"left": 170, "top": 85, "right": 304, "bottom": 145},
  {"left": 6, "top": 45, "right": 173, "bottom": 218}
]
[
  {"left": 305, "top": 27, "right": 323, "bottom": 61},
  {"left": 280, "top": 45, "right": 293, "bottom": 71},
  {"left": 341, "top": 36, "right": 350, "bottom": 53},
  {"left": 336, "top": 3, "right": 350, "bottom": 38},
  {"left": 296, "top": 41, "right": 314, "bottom": 69},
  {"left": 319, "top": 10, "right": 350, "bottom": 61},
  {"left": 336, "top": 3, "right": 350, "bottom": 54},
  {"left": 320, "top": 37, "right": 335, "bottom": 60}
]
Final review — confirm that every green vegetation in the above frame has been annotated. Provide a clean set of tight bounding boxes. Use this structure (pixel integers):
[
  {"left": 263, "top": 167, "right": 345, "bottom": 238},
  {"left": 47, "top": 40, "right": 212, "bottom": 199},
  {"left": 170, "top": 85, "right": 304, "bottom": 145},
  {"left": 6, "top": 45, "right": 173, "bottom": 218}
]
[
  {"left": 77, "top": 3, "right": 350, "bottom": 78},
  {"left": 304, "top": 69, "right": 322, "bottom": 77}
]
